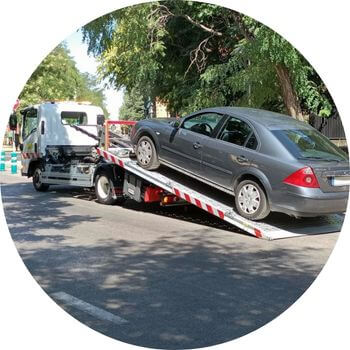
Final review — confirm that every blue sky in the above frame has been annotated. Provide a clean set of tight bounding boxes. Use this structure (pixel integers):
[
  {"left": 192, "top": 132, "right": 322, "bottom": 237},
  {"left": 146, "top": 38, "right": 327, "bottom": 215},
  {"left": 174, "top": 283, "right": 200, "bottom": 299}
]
[{"left": 65, "top": 30, "right": 124, "bottom": 119}]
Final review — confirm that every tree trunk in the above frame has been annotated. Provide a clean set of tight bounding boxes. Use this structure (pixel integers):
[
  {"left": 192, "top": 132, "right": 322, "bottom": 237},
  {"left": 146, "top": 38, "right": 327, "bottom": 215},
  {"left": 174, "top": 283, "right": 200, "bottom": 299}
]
[{"left": 275, "top": 63, "right": 305, "bottom": 121}]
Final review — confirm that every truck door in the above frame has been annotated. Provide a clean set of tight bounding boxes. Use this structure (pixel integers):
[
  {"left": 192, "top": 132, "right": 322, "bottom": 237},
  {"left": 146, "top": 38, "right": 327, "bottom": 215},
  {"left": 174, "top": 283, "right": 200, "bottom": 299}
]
[{"left": 21, "top": 108, "right": 39, "bottom": 175}]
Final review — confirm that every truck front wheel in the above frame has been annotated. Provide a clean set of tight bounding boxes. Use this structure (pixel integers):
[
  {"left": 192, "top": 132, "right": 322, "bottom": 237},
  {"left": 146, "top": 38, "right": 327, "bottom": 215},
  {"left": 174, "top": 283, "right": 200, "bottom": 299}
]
[{"left": 33, "top": 167, "right": 50, "bottom": 192}]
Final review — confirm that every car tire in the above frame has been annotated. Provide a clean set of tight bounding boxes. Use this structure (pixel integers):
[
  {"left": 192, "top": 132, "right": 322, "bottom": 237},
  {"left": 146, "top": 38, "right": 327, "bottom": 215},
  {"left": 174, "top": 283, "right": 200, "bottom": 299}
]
[
  {"left": 33, "top": 166, "right": 50, "bottom": 192},
  {"left": 136, "top": 135, "right": 160, "bottom": 170},
  {"left": 234, "top": 179, "right": 270, "bottom": 221},
  {"left": 95, "top": 172, "right": 126, "bottom": 205}
]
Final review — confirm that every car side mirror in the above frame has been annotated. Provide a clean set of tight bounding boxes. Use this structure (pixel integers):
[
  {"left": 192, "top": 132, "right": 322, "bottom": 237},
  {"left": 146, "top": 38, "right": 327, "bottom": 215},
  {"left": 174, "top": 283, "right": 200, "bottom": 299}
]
[{"left": 172, "top": 120, "right": 181, "bottom": 128}]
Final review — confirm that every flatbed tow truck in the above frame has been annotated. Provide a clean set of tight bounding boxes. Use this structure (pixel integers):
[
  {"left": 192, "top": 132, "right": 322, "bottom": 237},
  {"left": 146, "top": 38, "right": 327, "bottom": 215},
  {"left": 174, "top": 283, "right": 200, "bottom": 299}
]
[{"left": 19, "top": 101, "right": 344, "bottom": 240}]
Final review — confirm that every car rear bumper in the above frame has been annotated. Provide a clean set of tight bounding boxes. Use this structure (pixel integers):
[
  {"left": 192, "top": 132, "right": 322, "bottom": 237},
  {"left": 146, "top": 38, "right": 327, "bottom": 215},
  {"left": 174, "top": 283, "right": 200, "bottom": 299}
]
[{"left": 270, "top": 188, "right": 349, "bottom": 217}]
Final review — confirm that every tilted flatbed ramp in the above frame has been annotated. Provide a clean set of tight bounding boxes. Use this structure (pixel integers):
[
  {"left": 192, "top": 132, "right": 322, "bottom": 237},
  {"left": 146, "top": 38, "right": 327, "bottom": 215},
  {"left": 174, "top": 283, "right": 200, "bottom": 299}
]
[{"left": 97, "top": 147, "right": 344, "bottom": 240}]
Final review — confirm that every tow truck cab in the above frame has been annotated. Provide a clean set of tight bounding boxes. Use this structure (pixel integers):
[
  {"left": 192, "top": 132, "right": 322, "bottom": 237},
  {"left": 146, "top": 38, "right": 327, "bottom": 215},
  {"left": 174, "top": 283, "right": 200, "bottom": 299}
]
[{"left": 20, "top": 101, "right": 105, "bottom": 176}]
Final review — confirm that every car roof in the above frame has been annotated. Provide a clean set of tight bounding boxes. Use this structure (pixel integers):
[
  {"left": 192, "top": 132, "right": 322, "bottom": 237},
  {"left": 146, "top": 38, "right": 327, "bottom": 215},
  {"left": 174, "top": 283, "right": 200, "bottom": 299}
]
[{"left": 199, "top": 107, "right": 311, "bottom": 130}]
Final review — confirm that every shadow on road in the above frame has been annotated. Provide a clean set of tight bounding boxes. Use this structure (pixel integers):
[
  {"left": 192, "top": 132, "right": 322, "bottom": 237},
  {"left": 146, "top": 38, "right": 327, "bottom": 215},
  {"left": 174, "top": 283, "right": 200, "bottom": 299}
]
[
  {"left": 22, "top": 234, "right": 323, "bottom": 349},
  {"left": 38, "top": 184, "right": 250, "bottom": 235},
  {"left": 1, "top": 182, "right": 100, "bottom": 241},
  {"left": 1, "top": 180, "right": 334, "bottom": 349}
]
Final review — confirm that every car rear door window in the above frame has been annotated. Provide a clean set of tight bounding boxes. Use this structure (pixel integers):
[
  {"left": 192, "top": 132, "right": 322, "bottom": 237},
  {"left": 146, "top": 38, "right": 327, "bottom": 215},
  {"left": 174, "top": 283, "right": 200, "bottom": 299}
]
[
  {"left": 182, "top": 113, "right": 223, "bottom": 137},
  {"left": 218, "top": 117, "right": 257, "bottom": 149},
  {"left": 245, "top": 133, "right": 258, "bottom": 150}
]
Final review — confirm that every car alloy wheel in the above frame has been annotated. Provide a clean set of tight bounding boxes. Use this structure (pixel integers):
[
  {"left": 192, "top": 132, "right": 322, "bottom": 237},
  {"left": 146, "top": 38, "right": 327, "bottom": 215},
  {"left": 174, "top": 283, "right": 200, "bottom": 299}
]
[
  {"left": 136, "top": 136, "right": 160, "bottom": 170},
  {"left": 137, "top": 139, "right": 153, "bottom": 166},
  {"left": 237, "top": 184, "right": 260, "bottom": 214},
  {"left": 234, "top": 179, "right": 270, "bottom": 220}
]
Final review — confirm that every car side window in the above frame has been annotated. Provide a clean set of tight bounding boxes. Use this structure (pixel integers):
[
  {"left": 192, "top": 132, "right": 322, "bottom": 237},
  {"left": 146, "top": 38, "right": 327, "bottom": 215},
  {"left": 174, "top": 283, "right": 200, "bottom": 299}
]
[
  {"left": 245, "top": 133, "right": 258, "bottom": 150},
  {"left": 182, "top": 113, "right": 223, "bottom": 137},
  {"left": 218, "top": 117, "right": 257, "bottom": 149}
]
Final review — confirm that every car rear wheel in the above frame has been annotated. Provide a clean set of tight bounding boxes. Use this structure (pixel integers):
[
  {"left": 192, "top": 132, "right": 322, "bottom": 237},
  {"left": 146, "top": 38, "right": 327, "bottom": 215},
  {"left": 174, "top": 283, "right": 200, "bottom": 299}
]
[
  {"left": 136, "top": 136, "right": 160, "bottom": 170},
  {"left": 235, "top": 179, "right": 270, "bottom": 220}
]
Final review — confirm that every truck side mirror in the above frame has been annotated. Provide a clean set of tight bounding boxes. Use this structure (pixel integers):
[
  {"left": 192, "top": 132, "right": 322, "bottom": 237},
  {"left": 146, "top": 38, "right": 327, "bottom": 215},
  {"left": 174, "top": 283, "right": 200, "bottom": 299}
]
[
  {"left": 9, "top": 113, "right": 17, "bottom": 130},
  {"left": 97, "top": 115, "right": 105, "bottom": 126},
  {"left": 19, "top": 143, "right": 23, "bottom": 152}
]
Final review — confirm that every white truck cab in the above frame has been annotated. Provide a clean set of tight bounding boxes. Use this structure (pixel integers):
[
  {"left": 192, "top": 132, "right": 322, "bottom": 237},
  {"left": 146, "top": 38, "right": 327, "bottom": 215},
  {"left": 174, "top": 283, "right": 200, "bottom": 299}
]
[{"left": 20, "top": 101, "right": 105, "bottom": 176}]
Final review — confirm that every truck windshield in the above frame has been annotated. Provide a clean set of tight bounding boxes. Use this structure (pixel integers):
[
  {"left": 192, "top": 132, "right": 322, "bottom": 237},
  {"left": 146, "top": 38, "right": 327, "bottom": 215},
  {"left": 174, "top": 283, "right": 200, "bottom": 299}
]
[
  {"left": 272, "top": 129, "right": 348, "bottom": 161},
  {"left": 22, "top": 109, "right": 38, "bottom": 140}
]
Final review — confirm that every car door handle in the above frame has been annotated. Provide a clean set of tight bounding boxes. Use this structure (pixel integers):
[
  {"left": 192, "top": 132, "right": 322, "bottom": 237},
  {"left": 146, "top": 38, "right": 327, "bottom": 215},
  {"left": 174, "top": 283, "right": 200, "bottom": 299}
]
[
  {"left": 193, "top": 142, "right": 202, "bottom": 150},
  {"left": 237, "top": 155, "right": 249, "bottom": 164}
]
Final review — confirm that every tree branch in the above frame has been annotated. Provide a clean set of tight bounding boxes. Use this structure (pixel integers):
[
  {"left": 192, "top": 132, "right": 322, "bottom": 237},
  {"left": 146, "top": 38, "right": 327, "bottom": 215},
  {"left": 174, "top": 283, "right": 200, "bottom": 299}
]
[
  {"left": 150, "top": 4, "right": 223, "bottom": 37},
  {"left": 185, "top": 36, "right": 212, "bottom": 76},
  {"left": 180, "top": 14, "right": 223, "bottom": 37},
  {"left": 231, "top": 11, "right": 254, "bottom": 41}
]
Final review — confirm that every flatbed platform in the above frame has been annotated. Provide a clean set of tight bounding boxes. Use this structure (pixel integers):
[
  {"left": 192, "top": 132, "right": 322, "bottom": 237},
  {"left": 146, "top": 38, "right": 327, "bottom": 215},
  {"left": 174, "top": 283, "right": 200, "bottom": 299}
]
[{"left": 97, "top": 147, "right": 344, "bottom": 240}]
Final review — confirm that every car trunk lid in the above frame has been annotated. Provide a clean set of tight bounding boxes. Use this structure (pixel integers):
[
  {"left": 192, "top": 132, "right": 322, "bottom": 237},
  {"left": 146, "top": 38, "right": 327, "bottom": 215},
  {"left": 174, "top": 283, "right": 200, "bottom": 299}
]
[{"left": 312, "top": 162, "right": 350, "bottom": 192}]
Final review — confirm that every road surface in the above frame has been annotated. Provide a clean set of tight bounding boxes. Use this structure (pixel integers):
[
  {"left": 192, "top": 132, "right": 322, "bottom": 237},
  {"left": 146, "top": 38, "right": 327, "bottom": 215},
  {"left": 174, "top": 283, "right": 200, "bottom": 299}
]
[{"left": 0, "top": 171, "right": 340, "bottom": 349}]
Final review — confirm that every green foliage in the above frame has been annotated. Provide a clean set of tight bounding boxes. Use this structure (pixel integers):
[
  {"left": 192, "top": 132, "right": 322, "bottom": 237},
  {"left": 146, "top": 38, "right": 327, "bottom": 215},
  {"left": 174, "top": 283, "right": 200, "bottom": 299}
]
[
  {"left": 75, "top": 73, "right": 108, "bottom": 115},
  {"left": 18, "top": 44, "right": 107, "bottom": 115},
  {"left": 91, "top": 3, "right": 167, "bottom": 97},
  {"left": 119, "top": 88, "right": 145, "bottom": 120},
  {"left": 242, "top": 24, "right": 334, "bottom": 116},
  {"left": 82, "top": 0, "right": 336, "bottom": 118}
]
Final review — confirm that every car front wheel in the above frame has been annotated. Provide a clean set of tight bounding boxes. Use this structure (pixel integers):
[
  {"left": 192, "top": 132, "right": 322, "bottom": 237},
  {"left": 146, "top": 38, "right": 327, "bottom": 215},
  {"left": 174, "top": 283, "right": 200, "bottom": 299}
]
[
  {"left": 136, "top": 136, "right": 160, "bottom": 170},
  {"left": 234, "top": 179, "right": 270, "bottom": 220}
]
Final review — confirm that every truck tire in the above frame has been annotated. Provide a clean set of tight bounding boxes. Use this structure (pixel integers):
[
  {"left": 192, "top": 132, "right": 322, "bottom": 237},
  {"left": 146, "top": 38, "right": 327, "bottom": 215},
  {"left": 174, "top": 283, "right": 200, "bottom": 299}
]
[
  {"left": 234, "top": 179, "right": 270, "bottom": 221},
  {"left": 95, "top": 172, "right": 125, "bottom": 205},
  {"left": 136, "top": 136, "right": 160, "bottom": 170},
  {"left": 33, "top": 166, "right": 50, "bottom": 192}
]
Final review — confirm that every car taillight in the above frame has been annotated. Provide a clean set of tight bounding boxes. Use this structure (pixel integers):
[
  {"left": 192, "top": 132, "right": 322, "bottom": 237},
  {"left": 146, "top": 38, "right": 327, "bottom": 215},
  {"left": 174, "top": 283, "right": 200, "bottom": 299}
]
[{"left": 283, "top": 167, "right": 320, "bottom": 188}]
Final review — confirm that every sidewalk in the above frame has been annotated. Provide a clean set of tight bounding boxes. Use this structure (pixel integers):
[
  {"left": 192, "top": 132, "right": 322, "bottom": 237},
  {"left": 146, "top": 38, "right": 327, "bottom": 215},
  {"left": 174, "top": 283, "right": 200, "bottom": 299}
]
[
  {"left": 0, "top": 161, "right": 22, "bottom": 177},
  {"left": 0, "top": 149, "right": 21, "bottom": 155},
  {"left": 0, "top": 145, "right": 18, "bottom": 152}
]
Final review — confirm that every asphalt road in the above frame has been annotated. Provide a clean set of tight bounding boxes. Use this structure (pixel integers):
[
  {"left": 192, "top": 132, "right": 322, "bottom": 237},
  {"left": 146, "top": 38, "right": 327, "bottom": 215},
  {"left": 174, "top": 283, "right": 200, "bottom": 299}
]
[{"left": 0, "top": 171, "right": 340, "bottom": 349}]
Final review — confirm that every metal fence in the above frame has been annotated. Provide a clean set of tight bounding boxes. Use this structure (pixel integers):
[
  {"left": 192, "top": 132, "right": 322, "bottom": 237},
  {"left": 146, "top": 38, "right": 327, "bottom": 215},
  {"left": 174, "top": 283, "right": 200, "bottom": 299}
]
[{"left": 309, "top": 113, "right": 346, "bottom": 139}]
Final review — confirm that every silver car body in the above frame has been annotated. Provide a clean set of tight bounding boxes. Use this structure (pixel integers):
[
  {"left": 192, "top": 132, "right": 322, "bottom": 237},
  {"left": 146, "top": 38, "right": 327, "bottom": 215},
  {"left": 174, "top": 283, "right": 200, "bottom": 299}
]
[{"left": 131, "top": 107, "right": 349, "bottom": 217}]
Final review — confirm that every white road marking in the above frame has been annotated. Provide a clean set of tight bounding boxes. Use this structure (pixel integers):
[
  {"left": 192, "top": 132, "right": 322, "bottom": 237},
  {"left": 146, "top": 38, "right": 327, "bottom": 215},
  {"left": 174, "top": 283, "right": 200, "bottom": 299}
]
[{"left": 52, "top": 291, "right": 128, "bottom": 325}]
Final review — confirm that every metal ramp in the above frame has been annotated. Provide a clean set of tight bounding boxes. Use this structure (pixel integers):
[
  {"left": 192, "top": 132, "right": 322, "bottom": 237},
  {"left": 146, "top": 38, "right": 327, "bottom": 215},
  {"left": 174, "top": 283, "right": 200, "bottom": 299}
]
[{"left": 97, "top": 147, "right": 344, "bottom": 240}]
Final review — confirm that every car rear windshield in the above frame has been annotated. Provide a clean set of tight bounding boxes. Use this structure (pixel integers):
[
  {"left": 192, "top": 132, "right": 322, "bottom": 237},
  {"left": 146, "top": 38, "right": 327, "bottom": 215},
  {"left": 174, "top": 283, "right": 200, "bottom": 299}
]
[{"left": 272, "top": 129, "right": 348, "bottom": 161}]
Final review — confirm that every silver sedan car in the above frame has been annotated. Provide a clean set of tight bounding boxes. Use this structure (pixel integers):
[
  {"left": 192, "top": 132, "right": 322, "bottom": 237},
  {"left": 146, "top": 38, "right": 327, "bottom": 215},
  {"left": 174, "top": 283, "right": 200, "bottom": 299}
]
[{"left": 130, "top": 107, "right": 349, "bottom": 220}]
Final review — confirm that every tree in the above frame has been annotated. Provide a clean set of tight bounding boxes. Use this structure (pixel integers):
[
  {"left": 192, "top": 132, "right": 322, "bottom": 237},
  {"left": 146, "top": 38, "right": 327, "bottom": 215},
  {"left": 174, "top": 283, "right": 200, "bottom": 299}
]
[
  {"left": 82, "top": 1, "right": 335, "bottom": 120},
  {"left": 76, "top": 73, "right": 108, "bottom": 115},
  {"left": 119, "top": 88, "right": 146, "bottom": 120},
  {"left": 18, "top": 44, "right": 107, "bottom": 114}
]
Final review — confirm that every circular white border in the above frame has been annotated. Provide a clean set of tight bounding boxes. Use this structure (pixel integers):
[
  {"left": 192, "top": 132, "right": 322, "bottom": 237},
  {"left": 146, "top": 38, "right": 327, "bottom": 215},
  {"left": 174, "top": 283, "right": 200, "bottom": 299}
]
[{"left": 0, "top": 1, "right": 349, "bottom": 349}]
